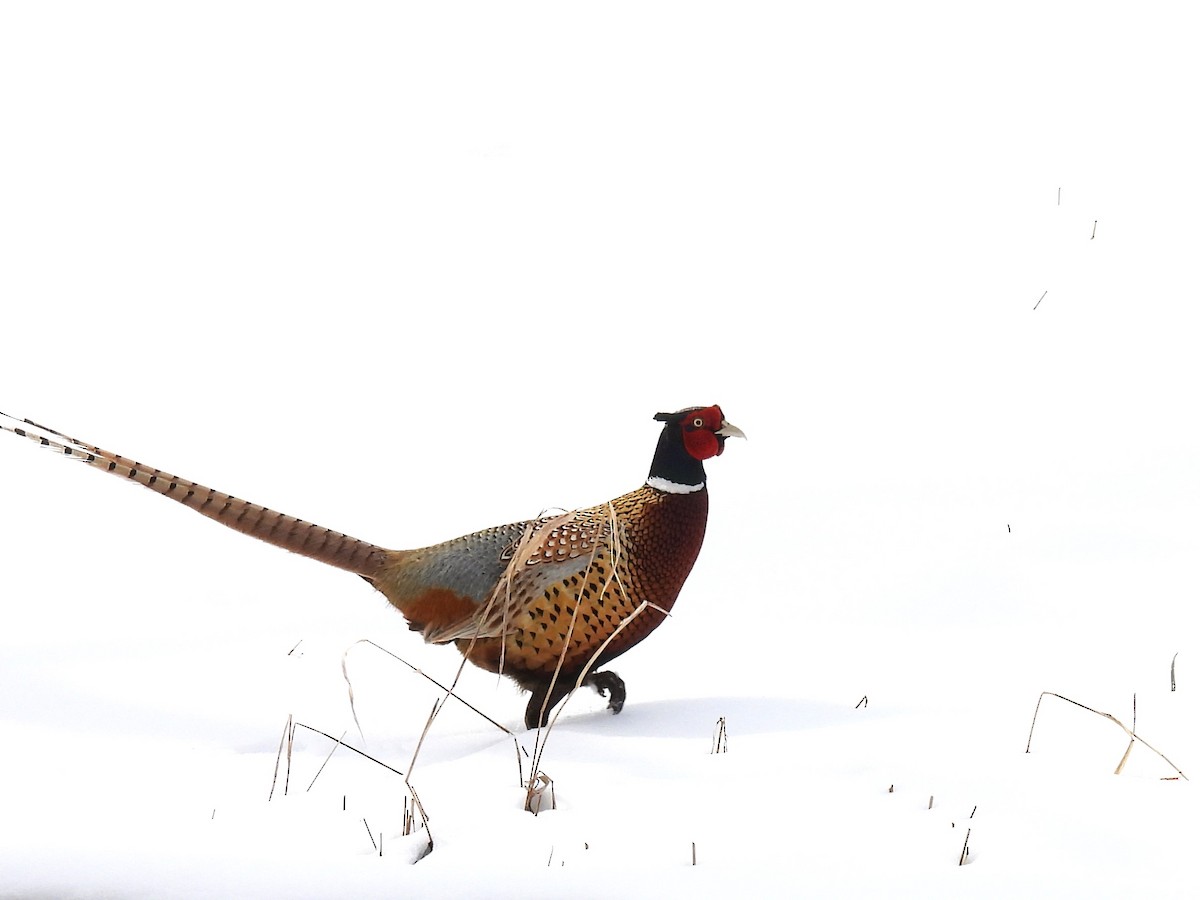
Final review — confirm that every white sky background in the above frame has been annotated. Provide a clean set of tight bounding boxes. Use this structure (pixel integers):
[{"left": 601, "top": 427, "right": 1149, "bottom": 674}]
[{"left": 2, "top": 2, "right": 1199, "bottom": 896}]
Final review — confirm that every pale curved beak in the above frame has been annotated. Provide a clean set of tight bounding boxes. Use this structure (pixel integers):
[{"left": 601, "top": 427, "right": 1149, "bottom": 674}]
[{"left": 717, "top": 420, "right": 746, "bottom": 440}]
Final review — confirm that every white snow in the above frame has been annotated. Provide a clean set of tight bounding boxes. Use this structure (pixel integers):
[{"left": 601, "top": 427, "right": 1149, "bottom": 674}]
[{"left": 2, "top": 2, "right": 1199, "bottom": 897}]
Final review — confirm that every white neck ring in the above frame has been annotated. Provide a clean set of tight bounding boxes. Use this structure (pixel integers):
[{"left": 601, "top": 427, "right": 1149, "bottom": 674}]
[{"left": 646, "top": 476, "right": 704, "bottom": 494}]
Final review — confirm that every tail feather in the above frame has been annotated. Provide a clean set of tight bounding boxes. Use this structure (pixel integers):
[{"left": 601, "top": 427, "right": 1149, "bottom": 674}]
[{"left": 1, "top": 411, "right": 389, "bottom": 578}]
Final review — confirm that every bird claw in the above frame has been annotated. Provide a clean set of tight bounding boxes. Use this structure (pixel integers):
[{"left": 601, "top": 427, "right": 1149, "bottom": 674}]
[{"left": 587, "top": 670, "right": 626, "bottom": 715}]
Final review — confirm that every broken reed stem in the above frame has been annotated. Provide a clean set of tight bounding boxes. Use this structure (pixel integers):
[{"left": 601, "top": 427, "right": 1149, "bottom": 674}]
[
  {"left": 292, "top": 722, "right": 407, "bottom": 778},
  {"left": 1171, "top": 652, "right": 1178, "bottom": 692},
  {"left": 712, "top": 717, "right": 728, "bottom": 754},
  {"left": 1025, "top": 691, "right": 1189, "bottom": 779},
  {"left": 404, "top": 700, "right": 444, "bottom": 788},
  {"left": 307, "top": 729, "right": 348, "bottom": 792},
  {"left": 526, "top": 772, "right": 556, "bottom": 816},
  {"left": 958, "top": 828, "right": 971, "bottom": 866},
  {"left": 363, "top": 818, "right": 378, "bottom": 852},
  {"left": 285, "top": 719, "right": 295, "bottom": 794},
  {"left": 407, "top": 784, "right": 434, "bottom": 860},
  {"left": 400, "top": 794, "right": 427, "bottom": 839},
  {"left": 1115, "top": 739, "right": 1136, "bottom": 774},
  {"left": 268, "top": 714, "right": 293, "bottom": 801}
]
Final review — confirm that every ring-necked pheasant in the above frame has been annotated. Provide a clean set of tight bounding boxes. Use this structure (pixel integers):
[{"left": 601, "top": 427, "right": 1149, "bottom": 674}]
[{"left": 1, "top": 406, "right": 742, "bottom": 728}]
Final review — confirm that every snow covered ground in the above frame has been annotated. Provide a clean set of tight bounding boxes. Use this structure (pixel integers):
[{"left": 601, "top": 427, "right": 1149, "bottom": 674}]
[{"left": 2, "top": 2, "right": 1199, "bottom": 897}]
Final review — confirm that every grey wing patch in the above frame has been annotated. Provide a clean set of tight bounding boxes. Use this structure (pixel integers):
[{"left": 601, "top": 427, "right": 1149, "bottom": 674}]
[
  {"left": 421, "top": 508, "right": 614, "bottom": 644},
  {"left": 395, "top": 521, "right": 529, "bottom": 606}
]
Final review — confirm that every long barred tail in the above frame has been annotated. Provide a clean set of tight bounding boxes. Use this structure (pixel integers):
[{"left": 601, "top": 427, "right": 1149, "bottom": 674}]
[{"left": 1, "top": 411, "right": 389, "bottom": 578}]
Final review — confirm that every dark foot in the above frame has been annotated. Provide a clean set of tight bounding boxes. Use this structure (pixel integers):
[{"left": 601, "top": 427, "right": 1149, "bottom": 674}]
[
  {"left": 584, "top": 670, "right": 626, "bottom": 715},
  {"left": 523, "top": 670, "right": 628, "bottom": 729},
  {"left": 524, "top": 678, "right": 574, "bottom": 730}
]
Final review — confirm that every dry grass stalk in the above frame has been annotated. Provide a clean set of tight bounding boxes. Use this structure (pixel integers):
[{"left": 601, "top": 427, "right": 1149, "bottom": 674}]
[
  {"left": 268, "top": 714, "right": 293, "bottom": 801},
  {"left": 341, "top": 638, "right": 526, "bottom": 785},
  {"left": 403, "top": 699, "right": 444, "bottom": 786},
  {"left": 1114, "top": 738, "right": 1135, "bottom": 774},
  {"left": 306, "top": 729, "right": 348, "bottom": 792},
  {"left": 513, "top": 740, "right": 525, "bottom": 789},
  {"left": 1171, "top": 652, "right": 1179, "bottom": 692},
  {"left": 341, "top": 638, "right": 517, "bottom": 741},
  {"left": 292, "top": 722, "right": 407, "bottom": 778},
  {"left": 285, "top": 718, "right": 295, "bottom": 794},
  {"left": 407, "top": 784, "right": 434, "bottom": 860},
  {"left": 363, "top": 818, "right": 378, "bottom": 852},
  {"left": 525, "top": 772, "right": 556, "bottom": 815},
  {"left": 711, "top": 717, "right": 728, "bottom": 754},
  {"left": 1025, "top": 691, "right": 1189, "bottom": 779},
  {"left": 958, "top": 828, "right": 971, "bottom": 865},
  {"left": 274, "top": 720, "right": 426, "bottom": 855}
]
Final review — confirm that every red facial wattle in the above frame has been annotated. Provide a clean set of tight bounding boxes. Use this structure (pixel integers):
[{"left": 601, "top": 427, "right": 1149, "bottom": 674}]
[{"left": 681, "top": 405, "right": 727, "bottom": 461}]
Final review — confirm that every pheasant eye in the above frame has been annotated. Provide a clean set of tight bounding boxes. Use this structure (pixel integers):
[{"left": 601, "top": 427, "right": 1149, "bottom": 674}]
[{"left": 692, "top": 417, "right": 705, "bottom": 428}]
